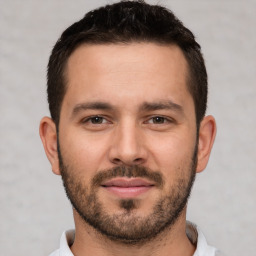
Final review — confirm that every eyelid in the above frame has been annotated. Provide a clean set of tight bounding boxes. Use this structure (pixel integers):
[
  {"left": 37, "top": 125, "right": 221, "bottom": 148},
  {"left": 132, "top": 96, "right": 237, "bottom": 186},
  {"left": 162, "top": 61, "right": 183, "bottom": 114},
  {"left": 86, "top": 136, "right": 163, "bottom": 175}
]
[
  {"left": 80, "top": 115, "right": 175, "bottom": 125},
  {"left": 144, "top": 115, "right": 175, "bottom": 124},
  {"left": 81, "top": 115, "right": 111, "bottom": 124}
]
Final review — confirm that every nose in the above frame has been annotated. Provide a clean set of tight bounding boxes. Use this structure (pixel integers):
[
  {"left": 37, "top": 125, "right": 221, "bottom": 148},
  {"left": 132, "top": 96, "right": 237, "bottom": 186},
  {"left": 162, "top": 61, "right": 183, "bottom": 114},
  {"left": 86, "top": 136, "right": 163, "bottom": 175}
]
[{"left": 108, "top": 122, "right": 147, "bottom": 166}]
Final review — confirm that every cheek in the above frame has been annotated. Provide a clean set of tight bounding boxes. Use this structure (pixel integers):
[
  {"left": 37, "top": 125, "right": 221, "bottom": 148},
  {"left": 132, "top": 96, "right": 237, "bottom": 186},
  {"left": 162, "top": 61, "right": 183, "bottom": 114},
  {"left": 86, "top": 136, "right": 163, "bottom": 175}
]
[
  {"left": 150, "top": 131, "right": 194, "bottom": 157},
  {"left": 59, "top": 127, "right": 114, "bottom": 177},
  {"left": 147, "top": 132, "right": 196, "bottom": 178}
]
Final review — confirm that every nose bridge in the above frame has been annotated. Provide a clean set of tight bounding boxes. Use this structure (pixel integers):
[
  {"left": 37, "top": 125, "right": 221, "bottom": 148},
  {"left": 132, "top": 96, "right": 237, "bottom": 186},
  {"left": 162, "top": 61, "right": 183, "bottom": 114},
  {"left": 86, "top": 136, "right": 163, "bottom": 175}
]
[{"left": 109, "top": 118, "right": 146, "bottom": 165}]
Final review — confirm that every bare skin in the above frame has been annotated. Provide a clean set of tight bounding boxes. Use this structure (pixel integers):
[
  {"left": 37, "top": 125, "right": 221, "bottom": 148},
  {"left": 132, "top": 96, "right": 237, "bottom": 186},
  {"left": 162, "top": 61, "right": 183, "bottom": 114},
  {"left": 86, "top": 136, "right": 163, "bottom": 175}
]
[{"left": 40, "top": 43, "right": 216, "bottom": 256}]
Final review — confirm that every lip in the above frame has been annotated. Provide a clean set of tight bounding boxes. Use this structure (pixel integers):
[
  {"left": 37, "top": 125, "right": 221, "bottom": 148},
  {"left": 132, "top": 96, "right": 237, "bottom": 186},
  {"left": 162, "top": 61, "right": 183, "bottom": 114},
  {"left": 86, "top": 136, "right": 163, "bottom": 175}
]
[{"left": 101, "top": 178, "right": 155, "bottom": 198}]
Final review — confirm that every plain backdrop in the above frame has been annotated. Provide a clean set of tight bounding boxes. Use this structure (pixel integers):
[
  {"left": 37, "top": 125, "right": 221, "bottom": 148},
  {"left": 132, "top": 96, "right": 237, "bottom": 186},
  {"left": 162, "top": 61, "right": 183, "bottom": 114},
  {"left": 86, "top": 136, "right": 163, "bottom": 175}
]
[{"left": 1, "top": 0, "right": 255, "bottom": 255}]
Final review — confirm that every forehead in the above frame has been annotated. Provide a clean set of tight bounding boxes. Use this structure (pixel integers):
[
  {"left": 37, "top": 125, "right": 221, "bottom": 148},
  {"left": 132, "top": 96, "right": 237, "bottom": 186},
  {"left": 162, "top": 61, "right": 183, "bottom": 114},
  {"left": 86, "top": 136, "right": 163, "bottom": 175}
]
[
  {"left": 63, "top": 42, "right": 192, "bottom": 113},
  {"left": 66, "top": 42, "right": 188, "bottom": 82}
]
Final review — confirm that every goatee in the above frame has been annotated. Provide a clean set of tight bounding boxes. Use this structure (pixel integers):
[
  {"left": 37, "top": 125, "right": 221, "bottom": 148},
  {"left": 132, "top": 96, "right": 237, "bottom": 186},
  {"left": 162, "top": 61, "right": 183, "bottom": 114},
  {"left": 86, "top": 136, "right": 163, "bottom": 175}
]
[{"left": 58, "top": 146, "right": 197, "bottom": 244}]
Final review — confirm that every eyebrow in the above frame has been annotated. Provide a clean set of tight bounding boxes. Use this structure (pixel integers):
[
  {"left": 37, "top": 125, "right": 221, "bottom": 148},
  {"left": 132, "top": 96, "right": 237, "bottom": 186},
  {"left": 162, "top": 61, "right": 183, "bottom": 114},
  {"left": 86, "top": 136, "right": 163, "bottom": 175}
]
[
  {"left": 139, "top": 100, "right": 184, "bottom": 113},
  {"left": 72, "top": 102, "right": 114, "bottom": 116},
  {"left": 71, "top": 100, "right": 184, "bottom": 118}
]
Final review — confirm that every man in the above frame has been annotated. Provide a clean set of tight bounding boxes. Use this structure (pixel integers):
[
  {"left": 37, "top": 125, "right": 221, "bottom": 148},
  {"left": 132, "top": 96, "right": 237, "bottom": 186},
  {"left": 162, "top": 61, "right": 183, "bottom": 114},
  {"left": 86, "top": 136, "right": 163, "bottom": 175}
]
[{"left": 40, "top": 1, "right": 218, "bottom": 255}]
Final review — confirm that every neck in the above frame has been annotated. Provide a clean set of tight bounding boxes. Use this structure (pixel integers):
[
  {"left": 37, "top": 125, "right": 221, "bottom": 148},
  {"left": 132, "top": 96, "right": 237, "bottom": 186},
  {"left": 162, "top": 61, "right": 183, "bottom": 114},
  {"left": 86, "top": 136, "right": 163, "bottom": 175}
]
[{"left": 70, "top": 210, "right": 195, "bottom": 256}]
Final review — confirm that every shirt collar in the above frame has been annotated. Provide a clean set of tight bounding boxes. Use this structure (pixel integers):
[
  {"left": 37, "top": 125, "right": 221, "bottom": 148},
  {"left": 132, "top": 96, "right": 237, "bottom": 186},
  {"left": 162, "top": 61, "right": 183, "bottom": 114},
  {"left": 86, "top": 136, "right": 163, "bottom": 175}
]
[
  {"left": 186, "top": 222, "right": 218, "bottom": 256},
  {"left": 59, "top": 229, "right": 75, "bottom": 256},
  {"left": 57, "top": 222, "right": 218, "bottom": 256}
]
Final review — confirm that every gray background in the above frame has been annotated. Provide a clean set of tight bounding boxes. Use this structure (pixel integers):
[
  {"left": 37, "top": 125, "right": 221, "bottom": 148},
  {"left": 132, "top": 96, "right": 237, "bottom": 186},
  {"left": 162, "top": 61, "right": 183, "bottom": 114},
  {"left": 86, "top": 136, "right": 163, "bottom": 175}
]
[{"left": 1, "top": 0, "right": 255, "bottom": 255}]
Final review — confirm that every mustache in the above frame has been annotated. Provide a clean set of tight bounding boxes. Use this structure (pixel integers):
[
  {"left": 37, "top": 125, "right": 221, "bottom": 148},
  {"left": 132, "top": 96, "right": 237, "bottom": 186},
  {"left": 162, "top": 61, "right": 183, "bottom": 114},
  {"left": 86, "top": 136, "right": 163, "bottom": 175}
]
[{"left": 92, "top": 165, "right": 164, "bottom": 188}]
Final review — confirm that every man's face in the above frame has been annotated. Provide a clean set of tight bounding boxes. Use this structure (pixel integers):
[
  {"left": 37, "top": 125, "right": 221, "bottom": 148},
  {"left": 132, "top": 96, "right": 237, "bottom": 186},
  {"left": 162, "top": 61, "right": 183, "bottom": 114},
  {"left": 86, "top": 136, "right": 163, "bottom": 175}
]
[{"left": 58, "top": 43, "right": 198, "bottom": 243}]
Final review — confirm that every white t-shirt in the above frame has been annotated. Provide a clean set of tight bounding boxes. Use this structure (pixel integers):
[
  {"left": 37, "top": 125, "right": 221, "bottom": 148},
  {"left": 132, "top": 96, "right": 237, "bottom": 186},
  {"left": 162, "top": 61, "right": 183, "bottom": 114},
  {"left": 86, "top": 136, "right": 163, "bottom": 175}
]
[{"left": 49, "top": 222, "right": 220, "bottom": 256}]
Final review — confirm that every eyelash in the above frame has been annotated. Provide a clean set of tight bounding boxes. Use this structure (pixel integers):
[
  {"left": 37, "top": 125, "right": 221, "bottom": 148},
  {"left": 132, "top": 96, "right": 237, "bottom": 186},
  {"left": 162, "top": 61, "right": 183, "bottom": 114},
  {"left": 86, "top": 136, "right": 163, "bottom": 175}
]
[
  {"left": 81, "top": 115, "right": 174, "bottom": 125},
  {"left": 145, "top": 116, "right": 174, "bottom": 124},
  {"left": 81, "top": 115, "right": 109, "bottom": 124}
]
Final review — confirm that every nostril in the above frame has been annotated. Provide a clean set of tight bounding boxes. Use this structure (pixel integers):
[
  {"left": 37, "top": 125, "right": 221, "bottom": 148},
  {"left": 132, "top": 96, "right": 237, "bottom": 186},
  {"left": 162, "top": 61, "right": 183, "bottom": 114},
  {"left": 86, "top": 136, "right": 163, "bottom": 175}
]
[
  {"left": 134, "top": 158, "right": 143, "bottom": 163},
  {"left": 111, "top": 157, "right": 144, "bottom": 165},
  {"left": 113, "top": 158, "right": 122, "bottom": 164}
]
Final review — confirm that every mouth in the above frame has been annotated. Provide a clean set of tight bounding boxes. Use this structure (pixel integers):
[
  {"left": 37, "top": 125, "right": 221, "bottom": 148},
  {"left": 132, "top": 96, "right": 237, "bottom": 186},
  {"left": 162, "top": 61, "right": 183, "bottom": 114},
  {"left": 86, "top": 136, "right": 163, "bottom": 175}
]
[{"left": 101, "top": 178, "right": 155, "bottom": 198}]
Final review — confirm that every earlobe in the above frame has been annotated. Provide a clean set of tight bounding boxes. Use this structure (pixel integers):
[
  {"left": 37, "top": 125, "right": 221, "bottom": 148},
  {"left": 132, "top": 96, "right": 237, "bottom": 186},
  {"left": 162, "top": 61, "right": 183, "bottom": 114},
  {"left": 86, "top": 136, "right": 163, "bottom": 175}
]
[
  {"left": 196, "top": 115, "right": 217, "bottom": 173},
  {"left": 39, "top": 117, "right": 61, "bottom": 175}
]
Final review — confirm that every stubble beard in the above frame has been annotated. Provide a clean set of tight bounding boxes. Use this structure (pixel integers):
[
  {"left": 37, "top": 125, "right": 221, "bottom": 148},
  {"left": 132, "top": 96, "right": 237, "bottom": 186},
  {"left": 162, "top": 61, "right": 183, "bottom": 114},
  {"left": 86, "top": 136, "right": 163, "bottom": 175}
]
[{"left": 58, "top": 146, "right": 197, "bottom": 245}]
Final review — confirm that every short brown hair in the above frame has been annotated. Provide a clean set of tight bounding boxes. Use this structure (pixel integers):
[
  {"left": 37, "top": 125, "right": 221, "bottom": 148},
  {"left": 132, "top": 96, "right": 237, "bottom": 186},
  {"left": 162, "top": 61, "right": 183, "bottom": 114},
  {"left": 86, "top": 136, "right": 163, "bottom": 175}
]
[{"left": 47, "top": 0, "right": 207, "bottom": 127}]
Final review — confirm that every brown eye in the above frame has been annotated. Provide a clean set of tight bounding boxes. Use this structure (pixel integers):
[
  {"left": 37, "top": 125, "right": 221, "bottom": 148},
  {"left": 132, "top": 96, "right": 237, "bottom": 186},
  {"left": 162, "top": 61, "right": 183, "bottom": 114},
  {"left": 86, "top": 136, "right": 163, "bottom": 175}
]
[
  {"left": 80, "top": 115, "right": 112, "bottom": 131},
  {"left": 90, "top": 116, "right": 104, "bottom": 124},
  {"left": 152, "top": 116, "right": 165, "bottom": 124}
]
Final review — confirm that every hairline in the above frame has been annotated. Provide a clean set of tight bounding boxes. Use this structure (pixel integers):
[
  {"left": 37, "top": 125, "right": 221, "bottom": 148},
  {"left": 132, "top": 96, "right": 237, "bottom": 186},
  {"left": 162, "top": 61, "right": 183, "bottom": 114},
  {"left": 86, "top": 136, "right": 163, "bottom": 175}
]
[{"left": 58, "top": 40, "right": 196, "bottom": 127}]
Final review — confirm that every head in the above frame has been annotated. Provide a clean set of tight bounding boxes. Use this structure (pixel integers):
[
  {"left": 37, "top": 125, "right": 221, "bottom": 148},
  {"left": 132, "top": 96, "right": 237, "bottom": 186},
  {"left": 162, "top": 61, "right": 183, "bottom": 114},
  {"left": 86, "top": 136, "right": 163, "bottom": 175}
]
[
  {"left": 47, "top": 0, "right": 207, "bottom": 128},
  {"left": 40, "top": 0, "right": 216, "bottom": 245}
]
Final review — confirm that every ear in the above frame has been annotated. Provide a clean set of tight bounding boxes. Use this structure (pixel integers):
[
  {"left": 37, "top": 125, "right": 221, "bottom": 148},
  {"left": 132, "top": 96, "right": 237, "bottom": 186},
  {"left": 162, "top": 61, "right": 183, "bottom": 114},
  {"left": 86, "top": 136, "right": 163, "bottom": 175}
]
[
  {"left": 39, "top": 117, "right": 61, "bottom": 175},
  {"left": 196, "top": 115, "right": 217, "bottom": 173}
]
